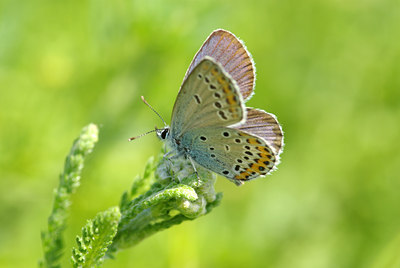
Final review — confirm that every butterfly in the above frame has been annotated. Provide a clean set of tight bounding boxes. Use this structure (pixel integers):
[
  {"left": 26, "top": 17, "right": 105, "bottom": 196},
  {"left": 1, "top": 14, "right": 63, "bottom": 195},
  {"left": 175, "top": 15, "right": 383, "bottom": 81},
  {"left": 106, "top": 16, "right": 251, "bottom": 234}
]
[{"left": 132, "top": 29, "right": 284, "bottom": 186}]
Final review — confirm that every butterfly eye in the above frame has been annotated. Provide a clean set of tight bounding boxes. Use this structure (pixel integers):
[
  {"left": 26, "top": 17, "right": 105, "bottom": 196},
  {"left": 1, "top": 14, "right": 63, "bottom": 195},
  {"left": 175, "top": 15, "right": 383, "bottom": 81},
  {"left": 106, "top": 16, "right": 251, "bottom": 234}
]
[{"left": 161, "top": 129, "right": 169, "bottom": 139}]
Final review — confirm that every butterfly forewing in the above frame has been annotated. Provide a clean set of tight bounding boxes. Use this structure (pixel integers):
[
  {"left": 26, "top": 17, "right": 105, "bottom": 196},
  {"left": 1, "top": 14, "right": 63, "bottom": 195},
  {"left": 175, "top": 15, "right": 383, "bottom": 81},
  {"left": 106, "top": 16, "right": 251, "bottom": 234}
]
[
  {"left": 183, "top": 29, "right": 255, "bottom": 101},
  {"left": 234, "top": 108, "right": 284, "bottom": 156},
  {"left": 171, "top": 57, "right": 246, "bottom": 136}
]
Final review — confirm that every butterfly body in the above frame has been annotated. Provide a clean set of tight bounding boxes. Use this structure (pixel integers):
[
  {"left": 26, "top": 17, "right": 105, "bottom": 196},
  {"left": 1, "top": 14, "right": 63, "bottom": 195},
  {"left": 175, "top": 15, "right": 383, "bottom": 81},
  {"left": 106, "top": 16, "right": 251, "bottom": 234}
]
[{"left": 151, "top": 29, "right": 283, "bottom": 186}]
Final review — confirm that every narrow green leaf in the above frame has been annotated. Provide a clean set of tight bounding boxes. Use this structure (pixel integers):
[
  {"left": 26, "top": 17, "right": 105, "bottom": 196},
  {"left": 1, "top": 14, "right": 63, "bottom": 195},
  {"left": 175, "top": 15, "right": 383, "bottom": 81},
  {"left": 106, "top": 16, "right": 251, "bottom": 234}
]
[
  {"left": 72, "top": 207, "right": 121, "bottom": 267},
  {"left": 40, "top": 124, "right": 99, "bottom": 268}
]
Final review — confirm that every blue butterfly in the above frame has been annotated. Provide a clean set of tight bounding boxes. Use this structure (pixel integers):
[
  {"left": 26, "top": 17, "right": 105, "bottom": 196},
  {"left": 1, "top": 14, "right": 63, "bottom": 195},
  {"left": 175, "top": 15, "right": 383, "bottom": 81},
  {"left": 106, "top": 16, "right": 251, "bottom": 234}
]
[{"left": 133, "top": 29, "right": 283, "bottom": 185}]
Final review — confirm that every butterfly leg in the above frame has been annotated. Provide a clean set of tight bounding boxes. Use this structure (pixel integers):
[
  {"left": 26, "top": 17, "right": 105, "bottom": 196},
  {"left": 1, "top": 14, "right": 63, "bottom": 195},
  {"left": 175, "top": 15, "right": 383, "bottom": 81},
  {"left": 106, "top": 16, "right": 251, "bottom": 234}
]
[
  {"left": 162, "top": 150, "right": 188, "bottom": 182},
  {"left": 164, "top": 150, "right": 185, "bottom": 163},
  {"left": 163, "top": 151, "right": 178, "bottom": 179},
  {"left": 163, "top": 150, "right": 174, "bottom": 159},
  {"left": 187, "top": 155, "right": 201, "bottom": 184}
]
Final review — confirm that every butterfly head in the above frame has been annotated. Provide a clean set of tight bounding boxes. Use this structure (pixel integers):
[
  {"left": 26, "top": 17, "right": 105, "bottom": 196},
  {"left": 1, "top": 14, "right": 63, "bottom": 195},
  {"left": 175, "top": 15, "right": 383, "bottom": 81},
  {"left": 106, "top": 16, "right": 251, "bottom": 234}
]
[
  {"left": 156, "top": 126, "right": 170, "bottom": 141},
  {"left": 129, "top": 96, "right": 170, "bottom": 142}
]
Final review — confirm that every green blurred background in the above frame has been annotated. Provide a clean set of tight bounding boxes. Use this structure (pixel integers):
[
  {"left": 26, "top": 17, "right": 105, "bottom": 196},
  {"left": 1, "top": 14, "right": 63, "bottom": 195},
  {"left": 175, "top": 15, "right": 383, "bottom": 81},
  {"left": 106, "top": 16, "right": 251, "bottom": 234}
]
[{"left": 1, "top": 0, "right": 400, "bottom": 267}]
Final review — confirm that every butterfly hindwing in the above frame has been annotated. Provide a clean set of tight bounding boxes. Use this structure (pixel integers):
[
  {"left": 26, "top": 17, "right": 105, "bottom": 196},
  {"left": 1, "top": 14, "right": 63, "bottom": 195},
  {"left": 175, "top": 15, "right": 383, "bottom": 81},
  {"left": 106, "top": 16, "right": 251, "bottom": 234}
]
[
  {"left": 170, "top": 57, "right": 246, "bottom": 136},
  {"left": 181, "top": 126, "right": 277, "bottom": 185},
  {"left": 183, "top": 29, "right": 255, "bottom": 101},
  {"left": 234, "top": 108, "right": 284, "bottom": 156}
]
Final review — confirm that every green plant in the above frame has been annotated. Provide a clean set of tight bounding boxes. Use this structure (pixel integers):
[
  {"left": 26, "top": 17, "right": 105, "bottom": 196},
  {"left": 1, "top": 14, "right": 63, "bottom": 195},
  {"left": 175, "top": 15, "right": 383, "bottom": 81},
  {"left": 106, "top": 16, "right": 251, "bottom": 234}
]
[{"left": 39, "top": 123, "right": 222, "bottom": 267}]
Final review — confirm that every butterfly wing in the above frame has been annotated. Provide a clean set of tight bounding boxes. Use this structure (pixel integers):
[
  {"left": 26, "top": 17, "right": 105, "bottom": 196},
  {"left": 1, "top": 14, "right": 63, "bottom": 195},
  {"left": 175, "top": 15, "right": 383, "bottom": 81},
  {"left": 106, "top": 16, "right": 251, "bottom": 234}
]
[
  {"left": 181, "top": 126, "right": 278, "bottom": 186},
  {"left": 234, "top": 108, "right": 284, "bottom": 156},
  {"left": 168, "top": 31, "right": 282, "bottom": 185},
  {"left": 170, "top": 57, "right": 246, "bottom": 137},
  {"left": 183, "top": 29, "right": 255, "bottom": 101}
]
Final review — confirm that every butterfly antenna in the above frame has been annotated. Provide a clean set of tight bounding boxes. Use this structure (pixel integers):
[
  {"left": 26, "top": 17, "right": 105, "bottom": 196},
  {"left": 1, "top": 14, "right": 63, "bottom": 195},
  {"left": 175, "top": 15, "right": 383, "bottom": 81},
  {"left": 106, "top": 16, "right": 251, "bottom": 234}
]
[
  {"left": 141, "top": 96, "right": 167, "bottom": 126},
  {"left": 129, "top": 129, "right": 157, "bottom": 141}
]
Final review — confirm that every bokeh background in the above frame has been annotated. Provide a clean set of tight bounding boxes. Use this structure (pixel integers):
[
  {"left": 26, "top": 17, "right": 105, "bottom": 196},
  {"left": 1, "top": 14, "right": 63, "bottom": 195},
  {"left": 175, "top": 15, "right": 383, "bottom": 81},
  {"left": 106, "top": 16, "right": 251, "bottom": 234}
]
[{"left": 1, "top": 0, "right": 400, "bottom": 267}]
